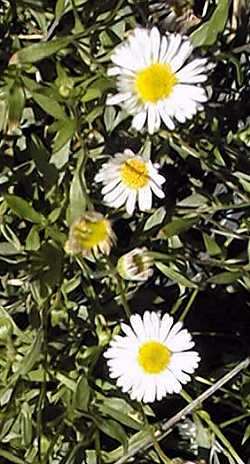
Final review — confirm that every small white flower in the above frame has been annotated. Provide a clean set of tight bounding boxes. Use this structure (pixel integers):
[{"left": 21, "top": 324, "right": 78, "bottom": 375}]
[
  {"left": 107, "top": 27, "right": 208, "bottom": 134},
  {"left": 95, "top": 149, "right": 165, "bottom": 215},
  {"left": 104, "top": 311, "right": 200, "bottom": 403}
]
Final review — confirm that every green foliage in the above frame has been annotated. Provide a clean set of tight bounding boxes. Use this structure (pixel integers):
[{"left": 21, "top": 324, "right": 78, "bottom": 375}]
[{"left": 0, "top": 0, "right": 250, "bottom": 463}]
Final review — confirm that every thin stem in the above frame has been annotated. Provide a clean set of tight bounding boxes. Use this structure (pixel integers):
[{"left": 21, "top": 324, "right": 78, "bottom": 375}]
[
  {"left": 220, "top": 412, "right": 250, "bottom": 429},
  {"left": 105, "top": 256, "right": 131, "bottom": 319},
  {"left": 179, "top": 288, "right": 199, "bottom": 321},
  {"left": 115, "top": 274, "right": 131, "bottom": 319}
]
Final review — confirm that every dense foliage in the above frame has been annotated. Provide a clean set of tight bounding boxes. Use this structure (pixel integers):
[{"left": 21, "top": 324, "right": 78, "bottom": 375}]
[{"left": 0, "top": 1, "right": 250, "bottom": 463}]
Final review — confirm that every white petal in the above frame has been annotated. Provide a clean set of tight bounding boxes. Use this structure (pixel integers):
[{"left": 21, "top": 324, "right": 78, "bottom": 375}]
[
  {"left": 130, "top": 314, "right": 146, "bottom": 340},
  {"left": 104, "top": 183, "right": 125, "bottom": 203},
  {"left": 159, "top": 35, "right": 168, "bottom": 62},
  {"left": 132, "top": 111, "right": 147, "bottom": 131},
  {"left": 107, "top": 92, "right": 131, "bottom": 106},
  {"left": 150, "top": 27, "right": 161, "bottom": 63},
  {"left": 101, "top": 178, "right": 121, "bottom": 194},
  {"left": 149, "top": 180, "right": 165, "bottom": 199},
  {"left": 126, "top": 190, "right": 137, "bottom": 215},
  {"left": 163, "top": 34, "right": 182, "bottom": 64},
  {"left": 138, "top": 186, "right": 152, "bottom": 211},
  {"left": 147, "top": 105, "right": 158, "bottom": 135},
  {"left": 158, "top": 102, "right": 175, "bottom": 130},
  {"left": 170, "top": 39, "right": 193, "bottom": 72},
  {"left": 160, "top": 313, "right": 174, "bottom": 342}
]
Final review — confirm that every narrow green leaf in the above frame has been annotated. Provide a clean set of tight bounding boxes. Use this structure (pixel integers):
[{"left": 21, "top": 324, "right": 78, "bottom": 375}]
[
  {"left": 95, "top": 417, "right": 128, "bottom": 451},
  {"left": 19, "top": 331, "right": 43, "bottom": 376},
  {"left": 191, "top": 0, "right": 231, "bottom": 47},
  {"left": 52, "top": 118, "right": 77, "bottom": 152},
  {"left": 73, "top": 376, "right": 90, "bottom": 411},
  {"left": 159, "top": 217, "right": 198, "bottom": 239},
  {"left": 32, "top": 92, "right": 66, "bottom": 119},
  {"left": 207, "top": 271, "right": 242, "bottom": 284},
  {"left": 203, "top": 233, "right": 221, "bottom": 256},
  {"left": 20, "top": 403, "right": 33, "bottom": 447},
  {"left": 55, "top": 0, "right": 68, "bottom": 18},
  {"left": 242, "top": 424, "right": 250, "bottom": 445},
  {"left": 25, "top": 225, "right": 40, "bottom": 251},
  {"left": 98, "top": 404, "right": 142, "bottom": 431},
  {"left": 144, "top": 207, "right": 166, "bottom": 231},
  {"left": 8, "top": 84, "right": 25, "bottom": 130},
  {"left": 67, "top": 152, "right": 87, "bottom": 224},
  {"left": 0, "top": 450, "right": 27, "bottom": 464},
  {"left": 10, "top": 36, "right": 74, "bottom": 64},
  {"left": 5, "top": 195, "right": 46, "bottom": 225},
  {"left": 0, "top": 242, "right": 21, "bottom": 255},
  {"left": 156, "top": 262, "right": 198, "bottom": 288}
]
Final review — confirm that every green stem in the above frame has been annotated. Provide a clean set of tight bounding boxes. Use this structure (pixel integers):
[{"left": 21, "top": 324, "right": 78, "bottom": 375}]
[
  {"left": 220, "top": 412, "right": 250, "bottom": 429},
  {"left": 116, "top": 274, "right": 131, "bottom": 319},
  {"left": 179, "top": 288, "right": 199, "bottom": 321}
]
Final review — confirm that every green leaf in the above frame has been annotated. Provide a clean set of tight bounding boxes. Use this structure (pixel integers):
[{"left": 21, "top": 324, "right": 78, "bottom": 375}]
[
  {"left": 98, "top": 399, "right": 142, "bottom": 431},
  {"left": 0, "top": 242, "right": 22, "bottom": 255},
  {"left": 55, "top": 0, "right": 68, "bottom": 18},
  {"left": 20, "top": 403, "right": 33, "bottom": 447},
  {"left": 0, "top": 450, "right": 27, "bottom": 464},
  {"left": 177, "top": 193, "right": 208, "bottom": 208},
  {"left": 155, "top": 262, "right": 198, "bottom": 288},
  {"left": 159, "top": 217, "right": 198, "bottom": 239},
  {"left": 144, "top": 207, "right": 166, "bottom": 231},
  {"left": 242, "top": 424, "right": 250, "bottom": 445},
  {"left": 203, "top": 233, "right": 222, "bottom": 256},
  {"left": 207, "top": 271, "right": 242, "bottom": 285},
  {"left": 10, "top": 36, "right": 75, "bottom": 64},
  {"left": 52, "top": 117, "right": 77, "bottom": 152},
  {"left": 94, "top": 417, "right": 128, "bottom": 451},
  {"left": 50, "top": 141, "right": 70, "bottom": 169},
  {"left": 5, "top": 195, "right": 46, "bottom": 225},
  {"left": 73, "top": 375, "right": 90, "bottom": 411},
  {"left": 25, "top": 225, "right": 40, "bottom": 251},
  {"left": 191, "top": 0, "right": 231, "bottom": 47},
  {"left": 7, "top": 83, "right": 25, "bottom": 130},
  {"left": 32, "top": 92, "right": 66, "bottom": 119},
  {"left": 66, "top": 152, "right": 87, "bottom": 224},
  {"left": 19, "top": 331, "right": 43, "bottom": 376}
]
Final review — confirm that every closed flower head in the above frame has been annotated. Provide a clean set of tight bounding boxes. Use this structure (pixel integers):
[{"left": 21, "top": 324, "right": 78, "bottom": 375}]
[
  {"left": 95, "top": 149, "right": 165, "bottom": 215},
  {"left": 107, "top": 27, "right": 208, "bottom": 134},
  {"left": 117, "top": 247, "right": 154, "bottom": 282},
  {"left": 105, "top": 311, "right": 200, "bottom": 403},
  {"left": 65, "top": 212, "right": 115, "bottom": 257}
]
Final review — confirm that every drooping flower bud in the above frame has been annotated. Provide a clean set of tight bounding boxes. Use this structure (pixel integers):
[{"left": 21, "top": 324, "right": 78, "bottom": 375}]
[
  {"left": 117, "top": 247, "right": 153, "bottom": 282},
  {"left": 65, "top": 212, "right": 115, "bottom": 257}
]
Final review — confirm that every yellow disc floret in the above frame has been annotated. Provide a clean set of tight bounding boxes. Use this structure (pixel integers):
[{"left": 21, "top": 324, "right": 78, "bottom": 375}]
[
  {"left": 135, "top": 63, "right": 178, "bottom": 103},
  {"left": 138, "top": 341, "right": 171, "bottom": 374},
  {"left": 121, "top": 158, "right": 149, "bottom": 189}
]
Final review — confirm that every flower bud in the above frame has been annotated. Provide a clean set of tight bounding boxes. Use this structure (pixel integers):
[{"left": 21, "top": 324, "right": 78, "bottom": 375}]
[
  {"left": 65, "top": 212, "right": 115, "bottom": 257},
  {"left": 117, "top": 247, "right": 153, "bottom": 282}
]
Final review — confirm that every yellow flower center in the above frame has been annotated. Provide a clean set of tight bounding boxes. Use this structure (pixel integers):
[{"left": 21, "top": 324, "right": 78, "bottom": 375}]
[
  {"left": 138, "top": 341, "right": 171, "bottom": 374},
  {"left": 74, "top": 219, "right": 108, "bottom": 250},
  {"left": 121, "top": 158, "right": 149, "bottom": 189},
  {"left": 135, "top": 63, "right": 178, "bottom": 103}
]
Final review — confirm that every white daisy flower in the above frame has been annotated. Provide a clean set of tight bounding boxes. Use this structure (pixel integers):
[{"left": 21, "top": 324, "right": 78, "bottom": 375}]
[
  {"left": 107, "top": 27, "right": 208, "bottom": 134},
  {"left": 95, "top": 149, "right": 165, "bottom": 215},
  {"left": 104, "top": 311, "right": 200, "bottom": 403}
]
